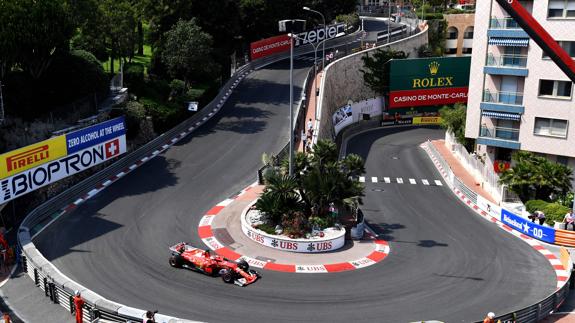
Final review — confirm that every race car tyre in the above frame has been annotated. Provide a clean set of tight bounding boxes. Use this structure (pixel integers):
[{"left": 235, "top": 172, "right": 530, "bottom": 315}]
[
  {"left": 169, "top": 255, "right": 184, "bottom": 268},
  {"left": 221, "top": 269, "right": 234, "bottom": 283},
  {"left": 236, "top": 259, "right": 249, "bottom": 271}
]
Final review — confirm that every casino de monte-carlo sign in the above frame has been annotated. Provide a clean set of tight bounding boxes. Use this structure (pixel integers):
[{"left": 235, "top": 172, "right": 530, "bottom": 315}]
[{"left": 387, "top": 56, "right": 471, "bottom": 108}]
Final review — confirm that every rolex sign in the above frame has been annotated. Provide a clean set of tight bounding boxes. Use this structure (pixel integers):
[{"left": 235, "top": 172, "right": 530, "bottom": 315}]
[{"left": 388, "top": 57, "right": 471, "bottom": 109}]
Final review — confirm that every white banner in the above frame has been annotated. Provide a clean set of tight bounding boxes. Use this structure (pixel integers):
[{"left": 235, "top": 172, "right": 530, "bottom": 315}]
[
  {"left": 0, "top": 136, "right": 127, "bottom": 204},
  {"left": 242, "top": 226, "right": 345, "bottom": 253},
  {"left": 294, "top": 23, "right": 346, "bottom": 47},
  {"left": 333, "top": 97, "right": 383, "bottom": 136}
]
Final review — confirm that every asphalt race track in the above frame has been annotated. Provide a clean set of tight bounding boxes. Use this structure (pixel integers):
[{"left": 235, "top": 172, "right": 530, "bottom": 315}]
[{"left": 33, "top": 27, "right": 555, "bottom": 323}]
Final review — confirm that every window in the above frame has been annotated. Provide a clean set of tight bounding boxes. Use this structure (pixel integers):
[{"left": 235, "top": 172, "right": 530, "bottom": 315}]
[
  {"left": 538, "top": 79, "right": 573, "bottom": 99},
  {"left": 444, "top": 48, "right": 457, "bottom": 54},
  {"left": 548, "top": 0, "right": 575, "bottom": 18},
  {"left": 534, "top": 117, "right": 568, "bottom": 138},
  {"left": 462, "top": 48, "right": 473, "bottom": 54},
  {"left": 542, "top": 41, "right": 575, "bottom": 58}
]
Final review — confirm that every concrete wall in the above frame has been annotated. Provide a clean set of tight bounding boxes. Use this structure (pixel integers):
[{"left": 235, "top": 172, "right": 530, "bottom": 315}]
[{"left": 317, "top": 26, "right": 429, "bottom": 140}]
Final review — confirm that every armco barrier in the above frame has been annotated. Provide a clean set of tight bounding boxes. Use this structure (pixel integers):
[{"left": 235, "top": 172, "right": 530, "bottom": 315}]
[
  {"left": 16, "top": 29, "right": 367, "bottom": 323},
  {"left": 425, "top": 141, "right": 572, "bottom": 323}
]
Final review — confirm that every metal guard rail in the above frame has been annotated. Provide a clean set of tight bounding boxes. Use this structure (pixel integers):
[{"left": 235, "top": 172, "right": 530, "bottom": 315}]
[
  {"left": 17, "top": 30, "right": 366, "bottom": 323},
  {"left": 425, "top": 141, "right": 572, "bottom": 323}
]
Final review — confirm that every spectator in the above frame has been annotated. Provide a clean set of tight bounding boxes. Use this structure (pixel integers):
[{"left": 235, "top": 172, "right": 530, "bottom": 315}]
[
  {"left": 73, "top": 291, "right": 84, "bottom": 323},
  {"left": 535, "top": 210, "right": 546, "bottom": 226},
  {"left": 564, "top": 209, "right": 575, "bottom": 231},
  {"left": 144, "top": 310, "right": 157, "bottom": 323},
  {"left": 307, "top": 119, "right": 313, "bottom": 136},
  {"left": 3, "top": 312, "right": 10, "bottom": 323},
  {"left": 483, "top": 312, "right": 495, "bottom": 323},
  {"left": 301, "top": 130, "right": 307, "bottom": 153}
]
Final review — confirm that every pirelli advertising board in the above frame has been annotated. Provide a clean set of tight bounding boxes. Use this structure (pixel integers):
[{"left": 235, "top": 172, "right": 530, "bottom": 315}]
[
  {"left": 0, "top": 117, "right": 126, "bottom": 203},
  {"left": 388, "top": 57, "right": 471, "bottom": 109}
]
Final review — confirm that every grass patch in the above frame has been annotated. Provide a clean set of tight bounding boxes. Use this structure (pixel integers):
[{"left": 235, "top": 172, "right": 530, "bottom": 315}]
[{"left": 102, "top": 44, "right": 152, "bottom": 74}]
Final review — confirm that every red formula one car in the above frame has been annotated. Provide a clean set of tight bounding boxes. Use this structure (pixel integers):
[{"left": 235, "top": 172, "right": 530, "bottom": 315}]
[{"left": 169, "top": 242, "right": 259, "bottom": 286}]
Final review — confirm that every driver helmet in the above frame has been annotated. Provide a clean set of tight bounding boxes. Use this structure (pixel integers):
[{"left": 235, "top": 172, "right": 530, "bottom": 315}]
[
  {"left": 74, "top": 290, "right": 80, "bottom": 297},
  {"left": 487, "top": 312, "right": 495, "bottom": 319}
]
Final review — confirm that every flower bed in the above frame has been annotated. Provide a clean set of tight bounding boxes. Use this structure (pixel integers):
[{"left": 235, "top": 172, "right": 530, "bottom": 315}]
[{"left": 241, "top": 202, "right": 346, "bottom": 253}]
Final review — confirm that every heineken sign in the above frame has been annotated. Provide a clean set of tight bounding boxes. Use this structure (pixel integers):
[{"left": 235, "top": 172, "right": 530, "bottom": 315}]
[{"left": 388, "top": 57, "right": 471, "bottom": 108}]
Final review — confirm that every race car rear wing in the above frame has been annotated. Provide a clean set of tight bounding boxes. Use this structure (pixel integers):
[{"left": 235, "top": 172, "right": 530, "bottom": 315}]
[{"left": 494, "top": 0, "right": 575, "bottom": 83}]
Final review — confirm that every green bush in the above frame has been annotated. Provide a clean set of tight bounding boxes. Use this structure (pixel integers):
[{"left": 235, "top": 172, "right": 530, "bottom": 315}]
[
  {"left": 525, "top": 199, "right": 570, "bottom": 225},
  {"left": 140, "top": 97, "right": 185, "bottom": 134},
  {"left": 255, "top": 223, "right": 276, "bottom": 235},
  {"left": 124, "top": 63, "right": 145, "bottom": 92}
]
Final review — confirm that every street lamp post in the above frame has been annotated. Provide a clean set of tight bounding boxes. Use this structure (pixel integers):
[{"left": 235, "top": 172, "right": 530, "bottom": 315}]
[
  {"left": 388, "top": 1, "right": 391, "bottom": 43},
  {"left": 303, "top": 7, "right": 326, "bottom": 71},
  {"left": 309, "top": 34, "right": 344, "bottom": 120}
]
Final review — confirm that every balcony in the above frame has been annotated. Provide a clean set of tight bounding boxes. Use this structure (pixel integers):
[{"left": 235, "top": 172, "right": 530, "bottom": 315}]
[
  {"left": 478, "top": 126, "right": 521, "bottom": 149},
  {"left": 481, "top": 90, "right": 525, "bottom": 114},
  {"left": 488, "top": 18, "right": 528, "bottom": 38},
  {"left": 484, "top": 54, "right": 529, "bottom": 76}
]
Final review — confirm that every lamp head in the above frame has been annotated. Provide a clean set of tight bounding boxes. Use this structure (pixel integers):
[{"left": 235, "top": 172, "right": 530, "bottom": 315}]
[{"left": 303, "top": 6, "right": 310, "bottom": 11}]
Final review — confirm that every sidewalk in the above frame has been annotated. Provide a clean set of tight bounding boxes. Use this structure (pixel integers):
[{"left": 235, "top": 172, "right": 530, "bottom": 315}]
[
  {"left": 430, "top": 139, "right": 575, "bottom": 322},
  {"left": 296, "top": 72, "right": 322, "bottom": 153}
]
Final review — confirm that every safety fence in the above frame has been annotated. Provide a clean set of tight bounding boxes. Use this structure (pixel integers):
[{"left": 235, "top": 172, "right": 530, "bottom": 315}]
[
  {"left": 17, "top": 28, "right": 372, "bottom": 323},
  {"left": 426, "top": 141, "right": 573, "bottom": 322}
]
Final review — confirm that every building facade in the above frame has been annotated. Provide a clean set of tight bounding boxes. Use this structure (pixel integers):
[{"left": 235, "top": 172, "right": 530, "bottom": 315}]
[
  {"left": 445, "top": 13, "right": 475, "bottom": 56},
  {"left": 465, "top": 0, "right": 575, "bottom": 174}
]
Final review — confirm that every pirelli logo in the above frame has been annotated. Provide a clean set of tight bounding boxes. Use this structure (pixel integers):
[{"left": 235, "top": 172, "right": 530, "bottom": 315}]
[
  {"left": 0, "top": 136, "right": 67, "bottom": 179},
  {"left": 6, "top": 145, "right": 50, "bottom": 172}
]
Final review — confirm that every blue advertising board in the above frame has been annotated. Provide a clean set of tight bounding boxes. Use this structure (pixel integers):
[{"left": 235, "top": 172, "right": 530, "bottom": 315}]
[
  {"left": 501, "top": 209, "right": 555, "bottom": 243},
  {"left": 65, "top": 117, "right": 126, "bottom": 154}
]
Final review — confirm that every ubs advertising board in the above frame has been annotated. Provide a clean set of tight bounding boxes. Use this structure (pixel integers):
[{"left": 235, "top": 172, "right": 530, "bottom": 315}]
[
  {"left": 0, "top": 117, "right": 126, "bottom": 203},
  {"left": 388, "top": 57, "right": 471, "bottom": 109}
]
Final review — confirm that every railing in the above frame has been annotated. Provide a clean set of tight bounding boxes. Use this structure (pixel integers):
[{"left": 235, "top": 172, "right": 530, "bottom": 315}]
[
  {"left": 490, "top": 17, "right": 521, "bottom": 29},
  {"left": 483, "top": 89, "right": 524, "bottom": 105},
  {"left": 486, "top": 53, "right": 528, "bottom": 68},
  {"left": 480, "top": 125, "right": 520, "bottom": 141}
]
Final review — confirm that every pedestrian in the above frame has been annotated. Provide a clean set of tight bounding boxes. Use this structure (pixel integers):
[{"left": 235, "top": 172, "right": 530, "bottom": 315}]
[
  {"left": 301, "top": 130, "right": 307, "bottom": 153},
  {"left": 307, "top": 118, "right": 313, "bottom": 136},
  {"left": 535, "top": 210, "right": 546, "bottom": 226},
  {"left": 143, "top": 310, "right": 156, "bottom": 323},
  {"left": 73, "top": 290, "right": 84, "bottom": 323},
  {"left": 483, "top": 312, "right": 495, "bottom": 323},
  {"left": 3, "top": 312, "right": 10, "bottom": 323},
  {"left": 564, "top": 209, "right": 575, "bottom": 230}
]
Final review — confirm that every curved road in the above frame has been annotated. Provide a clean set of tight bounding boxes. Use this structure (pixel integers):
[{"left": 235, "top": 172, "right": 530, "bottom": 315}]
[{"left": 34, "top": 28, "right": 555, "bottom": 323}]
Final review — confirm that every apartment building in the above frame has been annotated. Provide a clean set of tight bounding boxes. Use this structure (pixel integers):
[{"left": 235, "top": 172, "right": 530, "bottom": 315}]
[
  {"left": 445, "top": 13, "right": 475, "bottom": 56},
  {"left": 465, "top": 0, "right": 575, "bottom": 174}
]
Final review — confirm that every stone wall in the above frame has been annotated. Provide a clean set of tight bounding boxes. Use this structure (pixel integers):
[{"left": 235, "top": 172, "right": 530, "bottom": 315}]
[{"left": 317, "top": 26, "right": 429, "bottom": 140}]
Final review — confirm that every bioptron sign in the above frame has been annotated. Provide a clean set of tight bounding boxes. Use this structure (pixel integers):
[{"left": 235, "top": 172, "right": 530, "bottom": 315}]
[
  {"left": 388, "top": 56, "right": 471, "bottom": 108},
  {"left": 0, "top": 117, "right": 127, "bottom": 204},
  {"left": 250, "top": 23, "right": 346, "bottom": 60}
]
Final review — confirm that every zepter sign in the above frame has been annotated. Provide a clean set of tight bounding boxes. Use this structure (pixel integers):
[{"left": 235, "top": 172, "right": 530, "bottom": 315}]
[{"left": 293, "top": 23, "right": 346, "bottom": 47}]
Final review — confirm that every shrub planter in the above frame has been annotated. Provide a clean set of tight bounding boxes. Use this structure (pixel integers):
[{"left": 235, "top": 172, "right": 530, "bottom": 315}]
[{"left": 241, "top": 202, "right": 346, "bottom": 253}]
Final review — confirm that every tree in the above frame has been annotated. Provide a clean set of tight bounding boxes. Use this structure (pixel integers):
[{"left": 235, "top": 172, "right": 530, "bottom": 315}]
[
  {"left": 439, "top": 103, "right": 473, "bottom": 151},
  {"left": 99, "top": 0, "right": 137, "bottom": 74},
  {"left": 162, "top": 19, "right": 218, "bottom": 86},
  {"left": 499, "top": 151, "right": 573, "bottom": 202},
  {"left": 0, "top": 0, "right": 74, "bottom": 79},
  {"left": 360, "top": 48, "right": 408, "bottom": 95},
  {"left": 259, "top": 140, "right": 365, "bottom": 237}
]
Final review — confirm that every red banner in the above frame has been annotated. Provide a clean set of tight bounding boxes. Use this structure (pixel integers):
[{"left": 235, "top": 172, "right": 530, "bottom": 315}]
[
  {"left": 494, "top": 160, "right": 511, "bottom": 173},
  {"left": 250, "top": 34, "right": 291, "bottom": 60},
  {"left": 389, "top": 87, "right": 469, "bottom": 108}
]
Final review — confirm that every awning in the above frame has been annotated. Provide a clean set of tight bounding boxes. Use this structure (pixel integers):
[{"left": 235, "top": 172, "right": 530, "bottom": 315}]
[
  {"left": 482, "top": 111, "right": 521, "bottom": 121},
  {"left": 488, "top": 37, "right": 529, "bottom": 47}
]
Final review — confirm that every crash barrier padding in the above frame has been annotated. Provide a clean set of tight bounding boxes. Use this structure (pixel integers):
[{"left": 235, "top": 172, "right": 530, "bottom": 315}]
[
  {"left": 555, "top": 229, "right": 575, "bottom": 247},
  {"left": 241, "top": 201, "right": 346, "bottom": 253},
  {"left": 17, "top": 26, "right": 380, "bottom": 323},
  {"left": 425, "top": 141, "right": 573, "bottom": 323}
]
